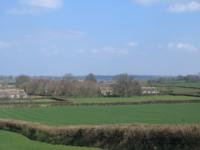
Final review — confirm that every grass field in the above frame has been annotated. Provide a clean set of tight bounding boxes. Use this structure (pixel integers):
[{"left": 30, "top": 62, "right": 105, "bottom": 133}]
[
  {"left": 74, "top": 95, "right": 200, "bottom": 104},
  {"left": 175, "top": 82, "right": 200, "bottom": 88},
  {"left": 170, "top": 87, "right": 200, "bottom": 92},
  {"left": 166, "top": 81, "right": 200, "bottom": 88},
  {"left": 0, "top": 130, "right": 99, "bottom": 150},
  {"left": 154, "top": 81, "right": 200, "bottom": 96},
  {"left": 155, "top": 81, "right": 200, "bottom": 88},
  {"left": 0, "top": 103, "right": 200, "bottom": 125}
]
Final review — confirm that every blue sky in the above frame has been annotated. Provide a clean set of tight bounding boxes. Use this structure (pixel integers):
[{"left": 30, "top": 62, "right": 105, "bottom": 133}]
[{"left": 0, "top": 0, "right": 200, "bottom": 76}]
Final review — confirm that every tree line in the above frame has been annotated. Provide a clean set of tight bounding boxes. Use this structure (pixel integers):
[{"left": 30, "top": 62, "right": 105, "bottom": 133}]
[{"left": 15, "top": 74, "right": 142, "bottom": 97}]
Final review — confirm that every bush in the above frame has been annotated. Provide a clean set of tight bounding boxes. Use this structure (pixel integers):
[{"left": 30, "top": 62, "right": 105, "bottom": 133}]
[{"left": 0, "top": 120, "right": 200, "bottom": 150}]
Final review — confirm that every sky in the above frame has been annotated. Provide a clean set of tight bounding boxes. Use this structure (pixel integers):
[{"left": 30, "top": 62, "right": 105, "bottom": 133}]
[{"left": 0, "top": 0, "right": 200, "bottom": 76}]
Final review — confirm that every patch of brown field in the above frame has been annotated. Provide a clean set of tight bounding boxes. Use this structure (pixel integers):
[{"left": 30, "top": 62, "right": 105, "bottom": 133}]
[{"left": 0, "top": 119, "right": 200, "bottom": 150}]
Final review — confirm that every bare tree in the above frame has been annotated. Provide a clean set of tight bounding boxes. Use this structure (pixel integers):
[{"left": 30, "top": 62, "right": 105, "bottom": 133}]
[
  {"left": 85, "top": 73, "right": 97, "bottom": 83},
  {"left": 16, "top": 75, "right": 31, "bottom": 88},
  {"left": 113, "top": 74, "right": 141, "bottom": 97},
  {"left": 15, "top": 74, "right": 100, "bottom": 97}
]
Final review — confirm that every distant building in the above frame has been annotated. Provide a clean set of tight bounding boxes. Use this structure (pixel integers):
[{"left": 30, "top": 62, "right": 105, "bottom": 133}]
[
  {"left": 99, "top": 81, "right": 114, "bottom": 96},
  {"left": 0, "top": 88, "right": 27, "bottom": 99},
  {"left": 99, "top": 81, "right": 160, "bottom": 96},
  {"left": 100, "top": 86, "right": 113, "bottom": 96},
  {"left": 142, "top": 87, "right": 160, "bottom": 95}
]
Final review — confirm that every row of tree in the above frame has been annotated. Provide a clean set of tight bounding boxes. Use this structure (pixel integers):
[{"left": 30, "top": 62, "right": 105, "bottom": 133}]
[
  {"left": 16, "top": 74, "right": 99, "bottom": 97},
  {"left": 15, "top": 74, "right": 142, "bottom": 97}
]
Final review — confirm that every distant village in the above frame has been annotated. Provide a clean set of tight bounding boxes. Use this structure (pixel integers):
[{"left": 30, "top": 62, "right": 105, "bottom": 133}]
[
  {"left": 99, "top": 81, "right": 159, "bottom": 96},
  {"left": 0, "top": 83, "right": 27, "bottom": 99},
  {"left": 0, "top": 74, "right": 160, "bottom": 99},
  {"left": 1, "top": 72, "right": 199, "bottom": 99}
]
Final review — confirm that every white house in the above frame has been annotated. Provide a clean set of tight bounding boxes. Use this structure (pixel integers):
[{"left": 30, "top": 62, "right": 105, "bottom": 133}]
[
  {"left": 142, "top": 87, "right": 160, "bottom": 95},
  {"left": 0, "top": 88, "right": 27, "bottom": 99}
]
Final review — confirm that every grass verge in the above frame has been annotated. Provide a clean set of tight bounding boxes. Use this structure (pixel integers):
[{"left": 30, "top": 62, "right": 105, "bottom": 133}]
[{"left": 0, "top": 130, "right": 99, "bottom": 150}]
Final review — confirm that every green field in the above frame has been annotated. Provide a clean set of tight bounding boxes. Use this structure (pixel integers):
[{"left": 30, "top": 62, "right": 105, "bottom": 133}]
[
  {"left": 155, "top": 81, "right": 200, "bottom": 87},
  {"left": 170, "top": 87, "right": 199, "bottom": 92},
  {"left": 166, "top": 81, "right": 200, "bottom": 88},
  {"left": 0, "top": 103, "right": 200, "bottom": 125},
  {"left": 0, "top": 130, "right": 99, "bottom": 150},
  {"left": 74, "top": 95, "right": 200, "bottom": 104},
  {"left": 175, "top": 82, "right": 200, "bottom": 88},
  {"left": 155, "top": 81, "right": 200, "bottom": 96}
]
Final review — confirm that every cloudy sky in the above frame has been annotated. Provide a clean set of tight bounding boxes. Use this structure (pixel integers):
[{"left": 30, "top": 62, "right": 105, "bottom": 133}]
[{"left": 0, "top": 0, "right": 200, "bottom": 76}]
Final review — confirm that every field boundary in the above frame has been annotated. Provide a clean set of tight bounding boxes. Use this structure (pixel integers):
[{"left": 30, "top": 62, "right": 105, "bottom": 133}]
[
  {"left": 1, "top": 99, "right": 200, "bottom": 108},
  {"left": 173, "top": 86, "right": 200, "bottom": 90},
  {"left": 0, "top": 101, "right": 72, "bottom": 108},
  {"left": 0, "top": 119, "right": 200, "bottom": 150},
  {"left": 73, "top": 99, "right": 200, "bottom": 106}
]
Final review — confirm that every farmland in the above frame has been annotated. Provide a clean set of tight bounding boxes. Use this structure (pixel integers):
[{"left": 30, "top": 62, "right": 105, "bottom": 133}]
[
  {"left": 74, "top": 95, "right": 200, "bottom": 104},
  {"left": 1, "top": 95, "right": 199, "bottom": 108},
  {"left": 1, "top": 81, "right": 200, "bottom": 150},
  {"left": 0, "top": 103, "right": 200, "bottom": 125},
  {"left": 154, "top": 81, "right": 200, "bottom": 96},
  {"left": 1, "top": 0, "right": 200, "bottom": 148},
  {"left": 0, "top": 130, "right": 100, "bottom": 150},
  {"left": 158, "top": 81, "right": 200, "bottom": 89},
  {"left": 0, "top": 95, "right": 200, "bottom": 149}
]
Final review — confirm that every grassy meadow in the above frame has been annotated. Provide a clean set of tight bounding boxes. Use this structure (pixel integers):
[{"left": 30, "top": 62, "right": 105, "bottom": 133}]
[
  {"left": 0, "top": 103, "right": 200, "bottom": 125},
  {"left": 155, "top": 81, "right": 200, "bottom": 96},
  {"left": 0, "top": 94, "right": 200, "bottom": 149},
  {"left": 163, "top": 81, "right": 200, "bottom": 88},
  {"left": 0, "top": 130, "right": 100, "bottom": 150},
  {"left": 74, "top": 95, "right": 200, "bottom": 104},
  {"left": 0, "top": 95, "right": 200, "bottom": 150}
]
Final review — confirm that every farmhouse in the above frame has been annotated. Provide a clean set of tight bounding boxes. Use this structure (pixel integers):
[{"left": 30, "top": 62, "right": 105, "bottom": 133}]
[
  {"left": 99, "top": 81, "right": 114, "bottom": 96},
  {"left": 0, "top": 88, "right": 27, "bottom": 99},
  {"left": 142, "top": 87, "right": 160, "bottom": 95},
  {"left": 100, "top": 86, "right": 113, "bottom": 96}
]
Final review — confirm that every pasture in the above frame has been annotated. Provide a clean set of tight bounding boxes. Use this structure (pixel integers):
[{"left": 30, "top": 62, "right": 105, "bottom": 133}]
[
  {"left": 0, "top": 130, "right": 100, "bottom": 150},
  {"left": 74, "top": 95, "right": 200, "bottom": 104},
  {"left": 155, "top": 81, "right": 200, "bottom": 96},
  {"left": 164, "top": 81, "right": 200, "bottom": 88},
  {"left": 0, "top": 103, "right": 200, "bottom": 125}
]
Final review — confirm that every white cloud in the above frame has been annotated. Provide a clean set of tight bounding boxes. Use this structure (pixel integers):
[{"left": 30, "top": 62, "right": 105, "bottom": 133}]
[
  {"left": 87, "top": 47, "right": 131, "bottom": 55},
  {"left": 42, "top": 30, "right": 85, "bottom": 39},
  {"left": 168, "top": 1, "right": 200, "bottom": 13},
  {"left": 168, "top": 42, "right": 199, "bottom": 52},
  {"left": 132, "top": 0, "right": 200, "bottom": 13},
  {"left": 127, "top": 42, "right": 138, "bottom": 47},
  {"left": 0, "top": 41, "right": 11, "bottom": 48},
  {"left": 0, "top": 41, "right": 18, "bottom": 49},
  {"left": 22, "top": 29, "right": 85, "bottom": 43},
  {"left": 21, "top": 0, "right": 63, "bottom": 9},
  {"left": 7, "top": 0, "right": 63, "bottom": 15},
  {"left": 77, "top": 46, "right": 131, "bottom": 55},
  {"left": 102, "top": 47, "right": 129, "bottom": 55},
  {"left": 42, "top": 47, "right": 60, "bottom": 56},
  {"left": 77, "top": 49, "right": 86, "bottom": 54},
  {"left": 80, "top": 41, "right": 139, "bottom": 55},
  {"left": 133, "top": 0, "right": 160, "bottom": 5},
  {"left": 91, "top": 49, "right": 100, "bottom": 54}
]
